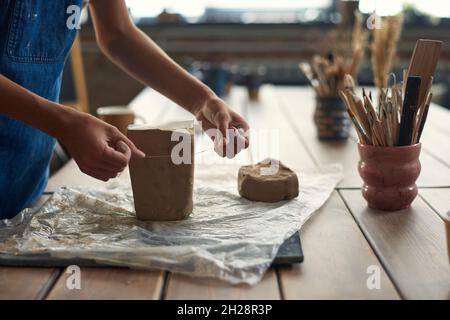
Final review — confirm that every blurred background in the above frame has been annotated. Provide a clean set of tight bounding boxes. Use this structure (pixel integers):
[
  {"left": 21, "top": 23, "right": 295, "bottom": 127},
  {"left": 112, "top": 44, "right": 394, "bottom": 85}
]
[{"left": 64, "top": 0, "right": 450, "bottom": 113}]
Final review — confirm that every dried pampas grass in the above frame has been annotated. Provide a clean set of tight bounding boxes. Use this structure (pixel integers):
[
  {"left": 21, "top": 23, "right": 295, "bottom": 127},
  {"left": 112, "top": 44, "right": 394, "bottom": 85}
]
[
  {"left": 349, "top": 12, "right": 368, "bottom": 76},
  {"left": 371, "top": 14, "right": 404, "bottom": 89}
]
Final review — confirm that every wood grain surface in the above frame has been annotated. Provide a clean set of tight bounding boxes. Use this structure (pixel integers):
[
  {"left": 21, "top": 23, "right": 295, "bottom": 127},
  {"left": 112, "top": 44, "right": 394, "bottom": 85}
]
[{"left": 3, "top": 86, "right": 449, "bottom": 299}]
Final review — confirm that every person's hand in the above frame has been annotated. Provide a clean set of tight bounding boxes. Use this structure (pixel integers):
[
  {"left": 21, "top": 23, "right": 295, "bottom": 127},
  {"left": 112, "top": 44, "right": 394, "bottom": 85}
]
[
  {"left": 56, "top": 109, "right": 145, "bottom": 181},
  {"left": 195, "top": 97, "right": 250, "bottom": 158}
]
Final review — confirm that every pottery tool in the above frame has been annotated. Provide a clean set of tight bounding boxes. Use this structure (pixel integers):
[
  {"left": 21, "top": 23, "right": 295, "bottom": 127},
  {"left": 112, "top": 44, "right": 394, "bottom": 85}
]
[
  {"left": 411, "top": 76, "right": 432, "bottom": 141},
  {"left": 405, "top": 39, "right": 442, "bottom": 109},
  {"left": 340, "top": 74, "right": 429, "bottom": 147},
  {"left": 340, "top": 37, "right": 441, "bottom": 147},
  {"left": 345, "top": 104, "right": 369, "bottom": 144},
  {"left": 415, "top": 92, "right": 432, "bottom": 143},
  {"left": 405, "top": 39, "right": 441, "bottom": 143},
  {"left": 341, "top": 75, "right": 433, "bottom": 147},
  {"left": 397, "top": 76, "right": 421, "bottom": 146}
]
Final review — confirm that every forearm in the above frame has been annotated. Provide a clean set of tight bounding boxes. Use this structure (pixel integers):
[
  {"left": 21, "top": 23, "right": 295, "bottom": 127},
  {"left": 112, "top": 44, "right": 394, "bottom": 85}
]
[
  {"left": 0, "top": 74, "right": 72, "bottom": 137},
  {"left": 98, "top": 26, "right": 216, "bottom": 115},
  {"left": 88, "top": 0, "right": 249, "bottom": 159}
]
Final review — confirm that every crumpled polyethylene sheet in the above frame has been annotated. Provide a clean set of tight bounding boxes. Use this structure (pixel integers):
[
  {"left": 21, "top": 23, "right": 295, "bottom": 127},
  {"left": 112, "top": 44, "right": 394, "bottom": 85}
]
[{"left": 0, "top": 164, "right": 342, "bottom": 285}]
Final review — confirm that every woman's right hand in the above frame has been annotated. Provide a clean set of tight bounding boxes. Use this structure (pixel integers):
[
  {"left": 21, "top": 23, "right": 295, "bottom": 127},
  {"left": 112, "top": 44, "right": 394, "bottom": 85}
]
[{"left": 55, "top": 108, "right": 145, "bottom": 181}]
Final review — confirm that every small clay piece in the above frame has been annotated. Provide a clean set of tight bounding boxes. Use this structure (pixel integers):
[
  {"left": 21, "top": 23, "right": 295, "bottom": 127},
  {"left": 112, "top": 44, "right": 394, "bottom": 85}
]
[
  {"left": 238, "top": 159, "right": 299, "bottom": 203},
  {"left": 127, "top": 121, "right": 195, "bottom": 221}
]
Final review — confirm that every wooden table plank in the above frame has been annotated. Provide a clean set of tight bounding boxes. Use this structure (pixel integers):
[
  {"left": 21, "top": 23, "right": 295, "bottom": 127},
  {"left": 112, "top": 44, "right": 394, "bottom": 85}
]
[
  {"left": 164, "top": 87, "right": 282, "bottom": 299},
  {"left": 254, "top": 85, "right": 399, "bottom": 299},
  {"left": 276, "top": 87, "right": 450, "bottom": 188},
  {"left": 279, "top": 191, "right": 399, "bottom": 299},
  {"left": 0, "top": 196, "right": 61, "bottom": 300},
  {"left": 44, "top": 87, "right": 170, "bottom": 299},
  {"left": 166, "top": 270, "right": 280, "bottom": 300},
  {"left": 339, "top": 189, "right": 450, "bottom": 299},
  {"left": 45, "top": 163, "right": 167, "bottom": 299},
  {"left": 128, "top": 86, "right": 173, "bottom": 125},
  {"left": 275, "top": 87, "right": 363, "bottom": 188},
  {"left": 419, "top": 188, "right": 450, "bottom": 221},
  {"left": 420, "top": 128, "right": 450, "bottom": 169},
  {"left": 41, "top": 201, "right": 166, "bottom": 296},
  {"left": 0, "top": 267, "right": 60, "bottom": 300},
  {"left": 25, "top": 86, "right": 450, "bottom": 299},
  {"left": 47, "top": 88, "right": 261, "bottom": 300},
  {"left": 46, "top": 160, "right": 109, "bottom": 192},
  {"left": 426, "top": 103, "right": 450, "bottom": 136},
  {"left": 245, "top": 86, "right": 317, "bottom": 170},
  {"left": 47, "top": 268, "right": 164, "bottom": 300}
]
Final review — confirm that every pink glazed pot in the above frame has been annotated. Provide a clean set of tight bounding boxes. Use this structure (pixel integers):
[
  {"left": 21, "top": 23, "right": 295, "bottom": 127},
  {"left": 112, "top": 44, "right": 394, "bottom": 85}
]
[{"left": 358, "top": 143, "right": 421, "bottom": 211}]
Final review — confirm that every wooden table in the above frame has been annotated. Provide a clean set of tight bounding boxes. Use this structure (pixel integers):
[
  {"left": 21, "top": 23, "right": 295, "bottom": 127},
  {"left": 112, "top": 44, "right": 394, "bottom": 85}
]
[{"left": 1, "top": 86, "right": 449, "bottom": 300}]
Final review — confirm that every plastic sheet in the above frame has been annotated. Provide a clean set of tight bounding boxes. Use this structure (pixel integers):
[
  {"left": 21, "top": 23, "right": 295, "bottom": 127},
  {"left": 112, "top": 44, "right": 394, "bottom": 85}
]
[{"left": 0, "top": 164, "right": 342, "bottom": 285}]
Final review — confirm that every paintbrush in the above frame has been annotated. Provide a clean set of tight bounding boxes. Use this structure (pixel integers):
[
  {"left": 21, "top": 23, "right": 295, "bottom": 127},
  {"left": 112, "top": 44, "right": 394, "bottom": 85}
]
[
  {"left": 347, "top": 103, "right": 369, "bottom": 144},
  {"left": 299, "top": 62, "right": 321, "bottom": 94},
  {"left": 385, "top": 102, "right": 394, "bottom": 146}
]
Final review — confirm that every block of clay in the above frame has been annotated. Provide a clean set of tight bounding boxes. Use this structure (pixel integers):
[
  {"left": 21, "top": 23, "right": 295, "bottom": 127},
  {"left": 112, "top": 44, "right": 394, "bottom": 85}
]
[
  {"left": 238, "top": 159, "right": 299, "bottom": 203},
  {"left": 127, "top": 121, "right": 195, "bottom": 221}
]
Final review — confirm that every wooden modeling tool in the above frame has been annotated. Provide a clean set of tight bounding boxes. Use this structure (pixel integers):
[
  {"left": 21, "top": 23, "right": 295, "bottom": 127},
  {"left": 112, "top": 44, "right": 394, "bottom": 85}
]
[
  {"left": 406, "top": 39, "right": 442, "bottom": 108},
  {"left": 416, "top": 93, "right": 432, "bottom": 143}
]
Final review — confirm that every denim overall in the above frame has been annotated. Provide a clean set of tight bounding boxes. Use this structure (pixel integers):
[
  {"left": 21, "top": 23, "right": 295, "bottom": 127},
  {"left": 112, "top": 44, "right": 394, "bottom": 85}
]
[{"left": 0, "top": 0, "right": 83, "bottom": 218}]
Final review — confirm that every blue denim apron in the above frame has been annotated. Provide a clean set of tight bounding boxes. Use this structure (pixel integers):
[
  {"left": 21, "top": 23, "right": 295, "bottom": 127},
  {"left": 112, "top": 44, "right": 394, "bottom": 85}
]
[{"left": 0, "top": 0, "right": 83, "bottom": 218}]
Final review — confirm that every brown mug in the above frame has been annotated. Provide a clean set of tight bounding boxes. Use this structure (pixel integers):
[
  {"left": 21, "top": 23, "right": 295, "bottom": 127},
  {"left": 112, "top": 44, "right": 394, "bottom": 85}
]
[
  {"left": 358, "top": 143, "right": 421, "bottom": 211},
  {"left": 97, "top": 106, "right": 145, "bottom": 135}
]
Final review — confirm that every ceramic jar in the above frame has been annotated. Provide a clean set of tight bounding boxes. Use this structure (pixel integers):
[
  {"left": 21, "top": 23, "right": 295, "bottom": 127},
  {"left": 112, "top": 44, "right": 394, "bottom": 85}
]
[
  {"left": 314, "top": 96, "right": 351, "bottom": 141},
  {"left": 358, "top": 143, "right": 421, "bottom": 211}
]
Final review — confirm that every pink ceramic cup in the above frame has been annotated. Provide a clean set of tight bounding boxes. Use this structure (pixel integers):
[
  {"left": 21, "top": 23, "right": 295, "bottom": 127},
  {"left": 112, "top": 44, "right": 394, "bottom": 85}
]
[{"left": 358, "top": 143, "right": 421, "bottom": 211}]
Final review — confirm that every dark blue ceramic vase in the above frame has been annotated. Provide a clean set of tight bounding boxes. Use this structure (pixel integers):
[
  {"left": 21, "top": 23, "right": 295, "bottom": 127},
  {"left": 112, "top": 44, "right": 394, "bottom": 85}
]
[{"left": 314, "top": 96, "right": 351, "bottom": 141}]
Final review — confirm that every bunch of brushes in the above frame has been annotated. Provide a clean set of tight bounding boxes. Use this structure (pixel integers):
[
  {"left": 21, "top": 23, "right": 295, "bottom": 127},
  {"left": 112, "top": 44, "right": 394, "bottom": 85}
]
[
  {"left": 339, "top": 74, "right": 433, "bottom": 147},
  {"left": 340, "top": 39, "right": 442, "bottom": 147},
  {"left": 299, "top": 12, "right": 367, "bottom": 97}
]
